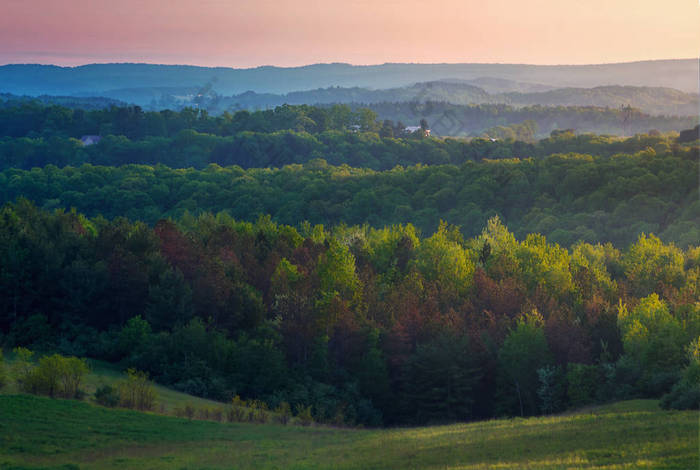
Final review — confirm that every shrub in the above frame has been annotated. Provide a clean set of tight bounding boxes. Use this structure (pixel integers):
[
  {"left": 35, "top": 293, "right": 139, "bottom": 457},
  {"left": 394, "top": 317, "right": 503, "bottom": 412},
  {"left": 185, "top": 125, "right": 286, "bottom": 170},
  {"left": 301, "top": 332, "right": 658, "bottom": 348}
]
[
  {"left": 597, "top": 356, "right": 643, "bottom": 401},
  {"left": 0, "top": 350, "right": 6, "bottom": 390},
  {"left": 296, "top": 404, "right": 313, "bottom": 426},
  {"left": 117, "top": 368, "right": 157, "bottom": 411},
  {"left": 660, "top": 343, "right": 700, "bottom": 410},
  {"left": 212, "top": 407, "right": 224, "bottom": 422},
  {"left": 537, "top": 365, "right": 565, "bottom": 414},
  {"left": 12, "top": 347, "right": 37, "bottom": 392},
  {"left": 332, "top": 407, "right": 346, "bottom": 427},
  {"left": 197, "top": 407, "right": 210, "bottom": 420},
  {"left": 660, "top": 378, "right": 700, "bottom": 410},
  {"left": 275, "top": 401, "right": 292, "bottom": 425},
  {"left": 227, "top": 395, "right": 247, "bottom": 422},
  {"left": 55, "top": 356, "right": 89, "bottom": 398},
  {"left": 94, "top": 385, "right": 119, "bottom": 407},
  {"left": 12, "top": 349, "right": 88, "bottom": 398},
  {"left": 567, "top": 363, "right": 600, "bottom": 407},
  {"left": 226, "top": 406, "right": 245, "bottom": 422}
]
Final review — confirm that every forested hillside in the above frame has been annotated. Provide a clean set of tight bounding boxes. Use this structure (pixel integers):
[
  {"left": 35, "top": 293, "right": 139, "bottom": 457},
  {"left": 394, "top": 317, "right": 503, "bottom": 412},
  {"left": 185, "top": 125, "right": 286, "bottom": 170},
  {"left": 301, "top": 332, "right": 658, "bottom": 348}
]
[
  {"left": 0, "top": 92, "right": 126, "bottom": 110},
  {"left": 0, "top": 101, "right": 696, "bottom": 172},
  {"left": 366, "top": 102, "right": 696, "bottom": 137},
  {"left": 1, "top": 201, "right": 699, "bottom": 426},
  {"left": 2, "top": 147, "right": 698, "bottom": 248},
  {"left": 0, "top": 98, "right": 698, "bottom": 428},
  {"left": 211, "top": 83, "right": 699, "bottom": 117}
]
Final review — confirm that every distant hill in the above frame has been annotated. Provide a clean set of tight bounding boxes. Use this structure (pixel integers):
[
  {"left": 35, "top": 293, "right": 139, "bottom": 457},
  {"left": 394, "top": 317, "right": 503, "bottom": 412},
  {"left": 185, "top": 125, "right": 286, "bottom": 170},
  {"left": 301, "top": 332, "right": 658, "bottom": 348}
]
[
  {"left": 214, "top": 82, "right": 698, "bottom": 117},
  {"left": 220, "top": 81, "right": 491, "bottom": 110},
  {"left": 0, "top": 59, "right": 697, "bottom": 98},
  {"left": 0, "top": 92, "right": 125, "bottom": 110},
  {"left": 445, "top": 76, "right": 555, "bottom": 93},
  {"left": 364, "top": 102, "right": 696, "bottom": 137},
  {"left": 502, "top": 86, "right": 699, "bottom": 116}
]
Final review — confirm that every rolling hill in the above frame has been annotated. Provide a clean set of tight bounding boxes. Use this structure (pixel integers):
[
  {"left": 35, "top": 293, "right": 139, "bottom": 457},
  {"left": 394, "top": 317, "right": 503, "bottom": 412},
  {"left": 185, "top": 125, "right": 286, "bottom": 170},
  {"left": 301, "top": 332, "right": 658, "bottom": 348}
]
[
  {"left": 218, "top": 82, "right": 698, "bottom": 117},
  {"left": 0, "top": 395, "right": 696, "bottom": 470},
  {"left": 0, "top": 59, "right": 697, "bottom": 97}
]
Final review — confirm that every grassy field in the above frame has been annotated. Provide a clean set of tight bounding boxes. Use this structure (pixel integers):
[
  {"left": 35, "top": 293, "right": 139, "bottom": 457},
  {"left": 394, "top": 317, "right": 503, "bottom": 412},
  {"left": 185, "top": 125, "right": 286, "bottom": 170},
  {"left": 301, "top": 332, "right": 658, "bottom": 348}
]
[
  {"left": 0, "top": 394, "right": 697, "bottom": 470},
  {"left": 0, "top": 354, "right": 224, "bottom": 414}
]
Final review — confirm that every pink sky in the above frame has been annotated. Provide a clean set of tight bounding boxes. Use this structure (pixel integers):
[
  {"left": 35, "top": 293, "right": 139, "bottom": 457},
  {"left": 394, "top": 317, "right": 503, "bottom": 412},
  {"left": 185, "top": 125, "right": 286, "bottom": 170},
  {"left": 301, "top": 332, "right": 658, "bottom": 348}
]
[{"left": 1, "top": 0, "right": 698, "bottom": 67}]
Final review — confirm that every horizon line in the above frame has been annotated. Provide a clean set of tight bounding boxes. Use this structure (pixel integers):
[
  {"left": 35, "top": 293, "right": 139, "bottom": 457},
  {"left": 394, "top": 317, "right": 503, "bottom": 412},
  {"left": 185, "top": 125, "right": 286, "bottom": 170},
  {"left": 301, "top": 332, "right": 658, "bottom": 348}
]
[{"left": 0, "top": 57, "right": 697, "bottom": 70}]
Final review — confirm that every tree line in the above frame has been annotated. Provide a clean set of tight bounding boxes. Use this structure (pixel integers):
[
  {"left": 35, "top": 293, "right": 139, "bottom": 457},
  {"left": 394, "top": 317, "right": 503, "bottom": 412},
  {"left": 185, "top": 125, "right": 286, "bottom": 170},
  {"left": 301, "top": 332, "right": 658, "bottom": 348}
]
[
  {"left": 0, "top": 201, "right": 697, "bottom": 425},
  {"left": 1, "top": 144, "right": 697, "bottom": 248},
  {"left": 365, "top": 102, "right": 697, "bottom": 137},
  {"left": 4, "top": 127, "right": 692, "bottom": 172}
]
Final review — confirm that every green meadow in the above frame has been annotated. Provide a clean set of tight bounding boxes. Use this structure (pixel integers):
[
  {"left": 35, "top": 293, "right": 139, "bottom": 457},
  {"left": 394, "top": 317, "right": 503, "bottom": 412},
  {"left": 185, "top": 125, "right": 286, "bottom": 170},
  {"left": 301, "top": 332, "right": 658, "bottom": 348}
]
[
  {"left": 1, "top": 395, "right": 697, "bottom": 470},
  {"left": 0, "top": 354, "right": 224, "bottom": 415}
]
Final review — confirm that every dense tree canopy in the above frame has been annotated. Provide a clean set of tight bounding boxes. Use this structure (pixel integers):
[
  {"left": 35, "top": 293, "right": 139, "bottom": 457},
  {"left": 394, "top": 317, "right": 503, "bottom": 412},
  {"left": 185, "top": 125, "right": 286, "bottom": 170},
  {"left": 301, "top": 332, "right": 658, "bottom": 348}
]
[
  {"left": 0, "top": 201, "right": 697, "bottom": 424},
  {"left": 1, "top": 143, "right": 697, "bottom": 248},
  {"left": 1, "top": 100, "right": 697, "bottom": 425}
]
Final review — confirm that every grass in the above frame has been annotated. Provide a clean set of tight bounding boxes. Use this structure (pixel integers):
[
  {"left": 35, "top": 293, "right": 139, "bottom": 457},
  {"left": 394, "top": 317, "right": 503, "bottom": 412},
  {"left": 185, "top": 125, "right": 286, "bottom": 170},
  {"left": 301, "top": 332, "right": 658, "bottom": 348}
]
[
  {"left": 0, "top": 394, "right": 697, "bottom": 470},
  {"left": 1, "top": 354, "right": 223, "bottom": 414}
]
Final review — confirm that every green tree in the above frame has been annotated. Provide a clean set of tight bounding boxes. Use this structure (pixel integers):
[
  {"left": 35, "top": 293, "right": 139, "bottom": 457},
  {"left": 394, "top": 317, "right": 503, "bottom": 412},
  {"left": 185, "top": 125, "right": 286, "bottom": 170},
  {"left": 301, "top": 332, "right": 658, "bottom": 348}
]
[
  {"left": 617, "top": 294, "right": 685, "bottom": 374},
  {"left": 624, "top": 234, "right": 684, "bottom": 297},
  {"left": 413, "top": 221, "right": 474, "bottom": 297},
  {"left": 145, "top": 267, "right": 193, "bottom": 331},
  {"left": 403, "top": 333, "right": 480, "bottom": 423},
  {"left": 498, "top": 311, "right": 552, "bottom": 416}
]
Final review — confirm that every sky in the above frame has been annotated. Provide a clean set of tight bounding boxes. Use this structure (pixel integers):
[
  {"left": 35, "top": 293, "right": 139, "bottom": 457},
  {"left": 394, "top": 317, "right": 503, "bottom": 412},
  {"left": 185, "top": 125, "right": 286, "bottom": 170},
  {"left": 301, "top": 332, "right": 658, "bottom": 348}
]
[{"left": 1, "top": 0, "right": 699, "bottom": 67}]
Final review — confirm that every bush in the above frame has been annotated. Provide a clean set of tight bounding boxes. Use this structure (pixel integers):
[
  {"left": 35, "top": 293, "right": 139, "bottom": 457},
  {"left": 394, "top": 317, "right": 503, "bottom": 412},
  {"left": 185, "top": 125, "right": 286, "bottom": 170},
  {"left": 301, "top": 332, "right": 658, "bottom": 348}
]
[
  {"left": 597, "top": 356, "right": 643, "bottom": 401},
  {"left": 246, "top": 399, "right": 268, "bottom": 423},
  {"left": 196, "top": 407, "right": 208, "bottom": 420},
  {"left": 12, "top": 349, "right": 88, "bottom": 398},
  {"left": 296, "top": 404, "right": 313, "bottom": 426},
  {"left": 117, "top": 368, "right": 157, "bottom": 411},
  {"left": 12, "top": 347, "right": 37, "bottom": 392},
  {"left": 94, "top": 385, "right": 119, "bottom": 407},
  {"left": 56, "top": 356, "right": 89, "bottom": 398},
  {"left": 660, "top": 380, "right": 700, "bottom": 410},
  {"left": 537, "top": 365, "right": 565, "bottom": 414},
  {"left": 274, "top": 401, "right": 292, "bottom": 425},
  {"left": 0, "top": 350, "right": 6, "bottom": 390},
  {"left": 567, "top": 363, "right": 600, "bottom": 407},
  {"left": 173, "top": 403, "right": 196, "bottom": 419},
  {"left": 660, "top": 356, "right": 700, "bottom": 410},
  {"left": 227, "top": 396, "right": 246, "bottom": 422}
]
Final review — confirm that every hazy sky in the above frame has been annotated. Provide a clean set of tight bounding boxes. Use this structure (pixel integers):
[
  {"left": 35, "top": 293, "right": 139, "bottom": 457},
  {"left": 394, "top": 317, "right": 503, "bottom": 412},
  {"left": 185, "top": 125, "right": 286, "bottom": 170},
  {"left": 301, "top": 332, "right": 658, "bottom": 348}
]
[{"left": 1, "top": 0, "right": 698, "bottom": 67}]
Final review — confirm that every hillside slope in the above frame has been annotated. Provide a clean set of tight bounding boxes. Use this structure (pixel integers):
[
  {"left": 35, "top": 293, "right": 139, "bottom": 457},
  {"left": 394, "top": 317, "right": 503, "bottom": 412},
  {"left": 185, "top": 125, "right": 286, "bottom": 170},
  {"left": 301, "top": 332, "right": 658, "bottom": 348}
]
[
  {"left": 219, "top": 82, "right": 698, "bottom": 117},
  {"left": 0, "top": 395, "right": 695, "bottom": 470}
]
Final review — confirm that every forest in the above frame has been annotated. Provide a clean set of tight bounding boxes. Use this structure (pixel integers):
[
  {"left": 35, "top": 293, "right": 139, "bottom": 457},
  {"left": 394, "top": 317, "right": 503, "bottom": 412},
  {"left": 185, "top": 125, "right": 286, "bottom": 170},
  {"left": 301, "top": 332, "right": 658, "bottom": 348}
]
[
  {"left": 0, "top": 200, "right": 698, "bottom": 425},
  {"left": 0, "top": 101, "right": 698, "bottom": 174},
  {"left": 0, "top": 99, "right": 698, "bottom": 427},
  {"left": 1, "top": 141, "right": 698, "bottom": 248},
  {"left": 1, "top": 98, "right": 696, "bottom": 147},
  {"left": 204, "top": 82, "right": 699, "bottom": 117},
  {"left": 365, "top": 101, "right": 697, "bottom": 137}
]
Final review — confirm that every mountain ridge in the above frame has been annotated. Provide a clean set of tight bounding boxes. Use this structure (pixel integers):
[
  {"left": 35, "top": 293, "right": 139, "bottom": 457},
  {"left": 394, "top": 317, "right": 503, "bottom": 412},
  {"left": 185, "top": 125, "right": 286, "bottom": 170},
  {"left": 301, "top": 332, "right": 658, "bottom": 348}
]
[{"left": 1, "top": 59, "right": 697, "bottom": 96}]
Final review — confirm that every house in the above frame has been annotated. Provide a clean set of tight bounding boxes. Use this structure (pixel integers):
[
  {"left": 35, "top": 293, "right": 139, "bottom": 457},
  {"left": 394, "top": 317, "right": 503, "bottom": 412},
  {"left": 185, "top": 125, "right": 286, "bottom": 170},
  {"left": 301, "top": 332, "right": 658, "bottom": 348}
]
[
  {"left": 404, "top": 126, "right": 431, "bottom": 137},
  {"left": 79, "top": 135, "right": 102, "bottom": 146}
]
